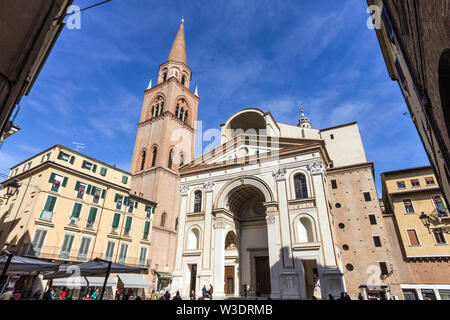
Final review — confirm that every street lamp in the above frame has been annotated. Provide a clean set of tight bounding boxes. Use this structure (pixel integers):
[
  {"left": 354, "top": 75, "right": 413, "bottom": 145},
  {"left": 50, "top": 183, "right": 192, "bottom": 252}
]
[
  {"left": 0, "top": 179, "right": 20, "bottom": 201},
  {"left": 419, "top": 212, "right": 431, "bottom": 232}
]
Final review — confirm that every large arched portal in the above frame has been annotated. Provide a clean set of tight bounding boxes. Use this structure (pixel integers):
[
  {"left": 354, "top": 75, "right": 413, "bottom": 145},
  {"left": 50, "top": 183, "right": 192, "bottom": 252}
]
[{"left": 222, "top": 184, "right": 272, "bottom": 297}]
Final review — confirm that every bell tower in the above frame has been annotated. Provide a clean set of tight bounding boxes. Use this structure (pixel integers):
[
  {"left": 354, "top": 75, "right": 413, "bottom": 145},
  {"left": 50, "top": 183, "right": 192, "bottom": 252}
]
[{"left": 129, "top": 19, "right": 199, "bottom": 283}]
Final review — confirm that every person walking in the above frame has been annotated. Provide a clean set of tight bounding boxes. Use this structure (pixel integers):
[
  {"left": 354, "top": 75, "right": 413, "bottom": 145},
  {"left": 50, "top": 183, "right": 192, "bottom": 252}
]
[
  {"left": 202, "top": 285, "right": 207, "bottom": 299},
  {"left": 328, "top": 293, "right": 334, "bottom": 300},
  {"left": 358, "top": 292, "right": 364, "bottom": 300},
  {"left": 91, "top": 288, "right": 99, "bottom": 300},
  {"left": 164, "top": 290, "right": 171, "bottom": 300},
  {"left": 243, "top": 282, "right": 248, "bottom": 298},
  {"left": 151, "top": 289, "right": 157, "bottom": 300},
  {"left": 209, "top": 284, "right": 213, "bottom": 300},
  {"left": 173, "top": 291, "right": 182, "bottom": 300},
  {"left": 190, "top": 290, "right": 196, "bottom": 300}
]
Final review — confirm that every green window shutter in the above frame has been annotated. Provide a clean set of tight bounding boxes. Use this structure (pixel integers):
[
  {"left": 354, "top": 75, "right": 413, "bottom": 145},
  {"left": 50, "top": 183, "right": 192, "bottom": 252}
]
[
  {"left": 71, "top": 203, "right": 82, "bottom": 218},
  {"left": 87, "top": 185, "right": 92, "bottom": 194},
  {"left": 75, "top": 181, "right": 81, "bottom": 191},
  {"left": 112, "top": 213, "right": 120, "bottom": 227},
  {"left": 151, "top": 207, "right": 155, "bottom": 214},
  {"left": 145, "top": 205, "right": 149, "bottom": 212},
  {"left": 114, "top": 194, "right": 119, "bottom": 202},
  {"left": 144, "top": 221, "right": 150, "bottom": 233},
  {"left": 135, "top": 201, "right": 138, "bottom": 209},
  {"left": 58, "top": 151, "right": 63, "bottom": 160},
  {"left": 88, "top": 207, "right": 98, "bottom": 222},
  {"left": 44, "top": 196, "right": 57, "bottom": 212},
  {"left": 124, "top": 196, "right": 129, "bottom": 206},
  {"left": 49, "top": 173, "right": 56, "bottom": 183},
  {"left": 91, "top": 186, "right": 97, "bottom": 195},
  {"left": 69, "top": 156, "right": 75, "bottom": 164},
  {"left": 122, "top": 176, "right": 128, "bottom": 184},
  {"left": 101, "top": 189, "right": 106, "bottom": 199},
  {"left": 62, "top": 177, "right": 68, "bottom": 187},
  {"left": 125, "top": 216, "right": 132, "bottom": 230},
  {"left": 92, "top": 164, "right": 97, "bottom": 173},
  {"left": 100, "top": 167, "right": 107, "bottom": 176}
]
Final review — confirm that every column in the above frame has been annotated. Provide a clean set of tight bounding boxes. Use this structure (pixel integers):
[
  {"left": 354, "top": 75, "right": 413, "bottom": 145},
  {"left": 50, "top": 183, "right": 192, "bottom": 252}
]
[
  {"left": 265, "top": 206, "right": 281, "bottom": 299},
  {"left": 212, "top": 217, "right": 226, "bottom": 298},
  {"left": 202, "top": 181, "right": 215, "bottom": 270},
  {"left": 272, "top": 168, "right": 294, "bottom": 268}
]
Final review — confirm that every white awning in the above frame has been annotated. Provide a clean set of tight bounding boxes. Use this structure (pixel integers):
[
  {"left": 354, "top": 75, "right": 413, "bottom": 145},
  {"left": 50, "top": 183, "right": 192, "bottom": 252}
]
[
  {"left": 117, "top": 274, "right": 149, "bottom": 289},
  {"left": 52, "top": 277, "right": 88, "bottom": 287},
  {"left": 85, "top": 276, "right": 117, "bottom": 287}
]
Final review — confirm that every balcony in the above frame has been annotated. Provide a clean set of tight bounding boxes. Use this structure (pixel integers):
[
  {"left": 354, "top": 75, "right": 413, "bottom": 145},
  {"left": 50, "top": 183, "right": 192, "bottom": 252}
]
[{"left": 40, "top": 210, "right": 53, "bottom": 221}]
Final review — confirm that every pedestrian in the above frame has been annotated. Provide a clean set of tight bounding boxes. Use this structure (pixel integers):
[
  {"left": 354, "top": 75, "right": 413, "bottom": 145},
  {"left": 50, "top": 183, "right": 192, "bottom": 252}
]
[
  {"left": 339, "top": 292, "right": 346, "bottom": 300},
  {"left": 91, "top": 288, "right": 99, "bottom": 300},
  {"left": 164, "top": 290, "right": 171, "bottom": 300},
  {"left": 59, "top": 287, "right": 67, "bottom": 299},
  {"left": 135, "top": 296, "right": 142, "bottom": 300},
  {"left": 13, "top": 289, "right": 22, "bottom": 300},
  {"left": 173, "top": 291, "right": 182, "bottom": 300},
  {"left": 344, "top": 292, "right": 351, "bottom": 300},
  {"left": 151, "top": 289, "right": 157, "bottom": 300},
  {"left": 328, "top": 294, "right": 334, "bottom": 300},
  {"left": 358, "top": 292, "right": 364, "bottom": 300},
  {"left": 202, "top": 285, "right": 207, "bottom": 299},
  {"left": 32, "top": 289, "right": 42, "bottom": 300},
  {"left": 83, "top": 294, "right": 90, "bottom": 300},
  {"left": 243, "top": 282, "right": 248, "bottom": 297},
  {"left": 190, "top": 290, "right": 196, "bottom": 300},
  {"left": 209, "top": 284, "right": 213, "bottom": 300}
]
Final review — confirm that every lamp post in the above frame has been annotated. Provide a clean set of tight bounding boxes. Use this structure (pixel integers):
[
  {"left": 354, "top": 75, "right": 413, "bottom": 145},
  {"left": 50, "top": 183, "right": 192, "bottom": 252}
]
[
  {"left": 0, "top": 246, "right": 13, "bottom": 294},
  {"left": 419, "top": 212, "right": 431, "bottom": 232},
  {"left": 0, "top": 180, "right": 20, "bottom": 203}
]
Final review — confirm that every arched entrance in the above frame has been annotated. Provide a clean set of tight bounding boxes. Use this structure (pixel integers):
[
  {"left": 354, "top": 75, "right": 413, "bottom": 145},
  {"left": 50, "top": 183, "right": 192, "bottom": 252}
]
[{"left": 220, "top": 182, "right": 272, "bottom": 297}]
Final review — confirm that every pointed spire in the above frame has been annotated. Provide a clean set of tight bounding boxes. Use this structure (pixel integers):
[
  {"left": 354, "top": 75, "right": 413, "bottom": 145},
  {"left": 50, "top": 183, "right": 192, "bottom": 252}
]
[
  {"left": 194, "top": 86, "right": 199, "bottom": 97},
  {"left": 146, "top": 79, "right": 152, "bottom": 90},
  {"left": 167, "top": 18, "right": 187, "bottom": 65}
]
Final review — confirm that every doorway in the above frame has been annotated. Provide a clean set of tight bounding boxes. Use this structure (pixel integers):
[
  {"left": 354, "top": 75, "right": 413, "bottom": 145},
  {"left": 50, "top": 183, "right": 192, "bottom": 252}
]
[
  {"left": 224, "top": 266, "right": 235, "bottom": 295},
  {"left": 255, "top": 256, "right": 271, "bottom": 295},
  {"left": 189, "top": 264, "right": 197, "bottom": 293}
]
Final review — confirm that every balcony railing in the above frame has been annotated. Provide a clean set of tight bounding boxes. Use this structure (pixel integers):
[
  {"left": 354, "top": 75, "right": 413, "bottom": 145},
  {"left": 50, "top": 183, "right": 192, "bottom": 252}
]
[{"left": 436, "top": 208, "right": 449, "bottom": 219}]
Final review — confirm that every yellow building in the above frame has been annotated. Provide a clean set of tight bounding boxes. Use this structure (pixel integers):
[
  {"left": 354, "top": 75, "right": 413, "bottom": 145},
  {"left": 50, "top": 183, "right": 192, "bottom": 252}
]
[
  {"left": 381, "top": 166, "right": 450, "bottom": 300},
  {"left": 0, "top": 145, "right": 156, "bottom": 299}
]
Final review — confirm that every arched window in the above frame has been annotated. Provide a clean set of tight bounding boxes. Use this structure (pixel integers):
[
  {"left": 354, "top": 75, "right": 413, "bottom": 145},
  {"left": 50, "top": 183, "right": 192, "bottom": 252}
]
[
  {"left": 163, "top": 72, "right": 167, "bottom": 82},
  {"left": 187, "top": 228, "right": 200, "bottom": 250},
  {"left": 151, "top": 147, "right": 157, "bottom": 167},
  {"left": 140, "top": 150, "right": 146, "bottom": 171},
  {"left": 183, "top": 110, "right": 188, "bottom": 123},
  {"left": 297, "top": 217, "right": 314, "bottom": 243},
  {"left": 194, "top": 190, "right": 202, "bottom": 212},
  {"left": 168, "top": 149, "right": 174, "bottom": 169},
  {"left": 160, "top": 213, "right": 167, "bottom": 227},
  {"left": 151, "top": 96, "right": 164, "bottom": 118},
  {"left": 179, "top": 153, "right": 184, "bottom": 167},
  {"left": 294, "top": 174, "right": 308, "bottom": 199},
  {"left": 181, "top": 75, "right": 186, "bottom": 86}
]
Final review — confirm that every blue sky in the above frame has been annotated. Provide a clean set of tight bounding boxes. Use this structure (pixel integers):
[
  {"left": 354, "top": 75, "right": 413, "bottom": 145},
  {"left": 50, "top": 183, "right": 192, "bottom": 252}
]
[{"left": 0, "top": 0, "right": 429, "bottom": 194}]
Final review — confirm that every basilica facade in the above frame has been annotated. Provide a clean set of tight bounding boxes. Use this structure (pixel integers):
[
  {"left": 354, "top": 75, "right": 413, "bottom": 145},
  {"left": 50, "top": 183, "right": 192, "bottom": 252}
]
[{"left": 130, "top": 20, "right": 400, "bottom": 299}]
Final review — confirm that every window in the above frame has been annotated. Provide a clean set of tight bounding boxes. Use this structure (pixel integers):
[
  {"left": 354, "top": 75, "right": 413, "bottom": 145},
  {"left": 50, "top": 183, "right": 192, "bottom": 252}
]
[
  {"left": 297, "top": 217, "right": 314, "bottom": 243},
  {"left": 143, "top": 221, "right": 150, "bottom": 240},
  {"left": 92, "top": 187, "right": 102, "bottom": 204},
  {"left": 118, "top": 243, "right": 128, "bottom": 264},
  {"left": 145, "top": 205, "right": 153, "bottom": 218},
  {"left": 379, "top": 262, "right": 389, "bottom": 275},
  {"left": 433, "top": 229, "right": 447, "bottom": 245},
  {"left": 58, "top": 151, "right": 70, "bottom": 162},
  {"left": 338, "top": 223, "right": 345, "bottom": 229},
  {"left": 330, "top": 134, "right": 334, "bottom": 140},
  {"left": 140, "top": 151, "right": 146, "bottom": 171},
  {"left": 397, "top": 181, "right": 406, "bottom": 189},
  {"left": 181, "top": 75, "right": 186, "bottom": 86},
  {"left": 139, "top": 247, "right": 148, "bottom": 267},
  {"left": 28, "top": 229, "right": 47, "bottom": 256},
  {"left": 128, "top": 200, "right": 135, "bottom": 213},
  {"left": 294, "top": 174, "right": 308, "bottom": 199},
  {"left": 75, "top": 182, "right": 87, "bottom": 199},
  {"left": 100, "top": 167, "right": 107, "bottom": 176},
  {"left": 410, "top": 179, "right": 420, "bottom": 187},
  {"left": 373, "top": 236, "right": 382, "bottom": 247},
  {"left": 105, "top": 241, "right": 115, "bottom": 261},
  {"left": 151, "top": 147, "right": 157, "bottom": 167},
  {"left": 403, "top": 199, "right": 415, "bottom": 214},
  {"left": 115, "top": 194, "right": 123, "bottom": 210},
  {"left": 41, "top": 152, "right": 51, "bottom": 163},
  {"left": 59, "top": 234, "right": 75, "bottom": 259},
  {"left": 160, "top": 213, "right": 167, "bottom": 227},
  {"left": 4, "top": 203, "right": 14, "bottom": 218},
  {"left": 331, "top": 180, "right": 337, "bottom": 189},
  {"left": 368, "top": 214, "right": 377, "bottom": 225},
  {"left": 345, "top": 264, "right": 354, "bottom": 272},
  {"left": 23, "top": 161, "right": 32, "bottom": 171},
  {"left": 82, "top": 160, "right": 93, "bottom": 170},
  {"left": 111, "top": 213, "right": 121, "bottom": 233},
  {"left": 194, "top": 190, "right": 202, "bottom": 212},
  {"left": 363, "top": 192, "right": 372, "bottom": 202},
  {"left": 49, "top": 173, "right": 66, "bottom": 192},
  {"left": 168, "top": 149, "right": 174, "bottom": 169},
  {"left": 124, "top": 216, "right": 132, "bottom": 236},
  {"left": 432, "top": 195, "right": 449, "bottom": 217},
  {"left": 41, "top": 195, "right": 57, "bottom": 221},
  {"left": 187, "top": 228, "right": 200, "bottom": 250},
  {"left": 70, "top": 203, "right": 82, "bottom": 225},
  {"left": 77, "top": 237, "right": 91, "bottom": 261},
  {"left": 151, "top": 96, "right": 164, "bottom": 118},
  {"left": 122, "top": 176, "right": 128, "bottom": 184},
  {"left": 407, "top": 229, "right": 420, "bottom": 246},
  {"left": 86, "top": 207, "right": 97, "bottom": 229},
  {"left": 425, "top": 177, "right": 435, "bottom": 185}
]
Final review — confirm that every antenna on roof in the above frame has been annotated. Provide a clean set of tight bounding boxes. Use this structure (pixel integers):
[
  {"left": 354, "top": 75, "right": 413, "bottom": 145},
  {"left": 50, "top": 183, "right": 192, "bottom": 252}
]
[{"left": 72, "top": 142, "right": 85, "bottom": 151}]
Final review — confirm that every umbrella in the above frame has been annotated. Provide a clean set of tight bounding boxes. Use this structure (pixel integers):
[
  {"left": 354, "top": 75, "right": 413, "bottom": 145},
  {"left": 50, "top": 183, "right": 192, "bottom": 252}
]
[
  {"left": 0, "top": 253, "right": 58, "bottom": 293},
  {"left": 43, "top": 258, "right": 142, "bottom": 300}
]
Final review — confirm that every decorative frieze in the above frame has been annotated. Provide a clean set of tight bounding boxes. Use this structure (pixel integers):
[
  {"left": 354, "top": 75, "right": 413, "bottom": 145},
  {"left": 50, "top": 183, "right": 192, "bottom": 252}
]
[
  {"left": 307, "top": 161, "right": 324, "bottom": 175},
  {"left": 203, "top": 180, "right": 215, "bottom": 192},
  {"left": 213, "top": 218, "right": 226, "bottom": 229},
  {"left": 265, "top": 214, "right": 276, "bottom": 224},
  {"left": 179, "top": 185, "right": 189, "bottom": 195},
  {"left": 272, "top": 168, "right": 287, "bottom": 180}
]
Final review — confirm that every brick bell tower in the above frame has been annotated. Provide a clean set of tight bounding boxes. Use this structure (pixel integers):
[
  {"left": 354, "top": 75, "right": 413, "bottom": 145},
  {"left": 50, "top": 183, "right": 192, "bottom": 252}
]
[{"left": 130, "top": 18, "right": 199, "bottom": 287}]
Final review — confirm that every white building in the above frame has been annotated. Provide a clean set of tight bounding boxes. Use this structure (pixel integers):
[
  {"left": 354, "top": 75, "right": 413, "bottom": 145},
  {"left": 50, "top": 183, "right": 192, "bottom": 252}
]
[{"left": 171, "top": 108, "right": 374, "bottom": 299}]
